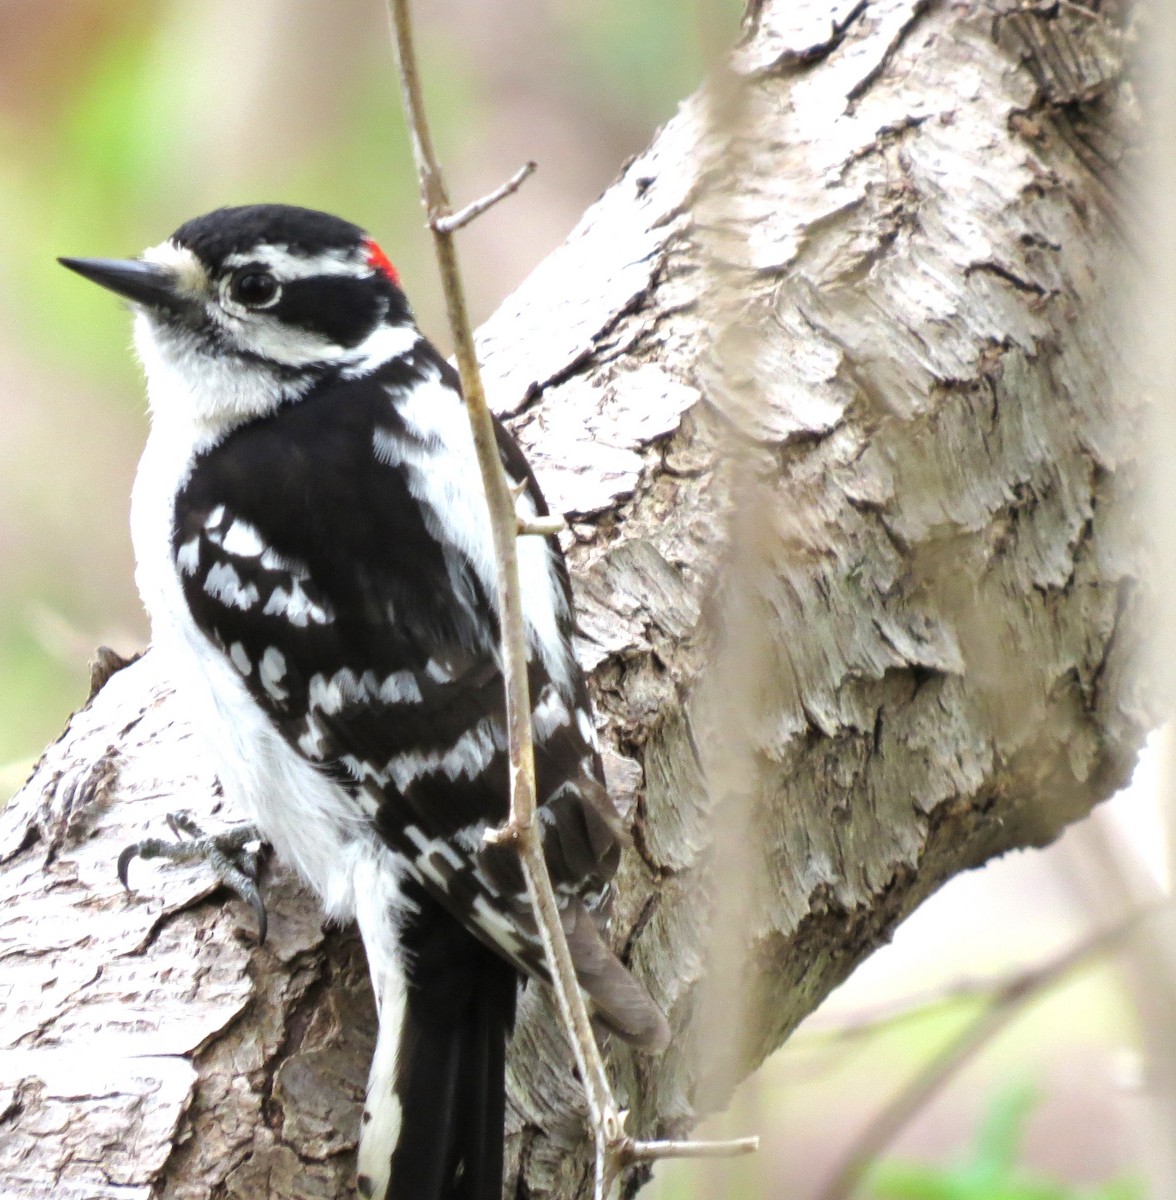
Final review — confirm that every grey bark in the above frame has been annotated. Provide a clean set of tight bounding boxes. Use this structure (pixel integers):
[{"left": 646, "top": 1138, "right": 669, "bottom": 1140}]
[{"left": 0, "top": 2, "right": 1144, "bottom": 1198}]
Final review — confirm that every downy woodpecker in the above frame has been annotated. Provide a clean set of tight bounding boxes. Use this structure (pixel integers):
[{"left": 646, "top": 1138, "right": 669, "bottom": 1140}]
[{"left": 61, "top": 204, "right": 669, "bottom": 1200}]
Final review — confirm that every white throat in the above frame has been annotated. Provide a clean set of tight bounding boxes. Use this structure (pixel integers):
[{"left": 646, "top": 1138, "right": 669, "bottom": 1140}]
[{"left": 133, "top": 312, "right": 306, "bottom": 443}]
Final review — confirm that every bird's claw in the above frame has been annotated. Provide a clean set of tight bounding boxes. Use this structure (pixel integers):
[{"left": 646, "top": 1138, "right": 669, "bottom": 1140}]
[{"left": 117, "top": 812, "right": 270, "bottom": 944}]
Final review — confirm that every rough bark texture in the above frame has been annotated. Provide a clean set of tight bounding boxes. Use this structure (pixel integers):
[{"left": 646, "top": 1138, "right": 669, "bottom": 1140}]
[{"left": 0, "top": 2, "right": 1143, "bottom": 1198}]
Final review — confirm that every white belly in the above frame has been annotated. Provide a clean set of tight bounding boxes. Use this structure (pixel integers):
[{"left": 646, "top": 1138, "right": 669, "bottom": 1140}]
[{"left": 130, "top": 422, "right": 396, "bottom": 924}]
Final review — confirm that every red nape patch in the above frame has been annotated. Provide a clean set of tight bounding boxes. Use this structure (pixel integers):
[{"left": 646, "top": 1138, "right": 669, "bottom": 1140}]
[{"left": 364, "top": 238, "right": 400, "bottom": 287}]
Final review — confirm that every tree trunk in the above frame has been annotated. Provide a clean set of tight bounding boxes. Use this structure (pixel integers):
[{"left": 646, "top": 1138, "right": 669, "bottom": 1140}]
[{"left": 0, "top": 2, "right": 1142, "bottom": 1197}]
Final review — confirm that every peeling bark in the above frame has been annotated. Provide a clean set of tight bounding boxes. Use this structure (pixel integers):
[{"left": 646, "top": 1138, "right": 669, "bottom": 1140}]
[{"left": 0, "top": 2, "right": 1144, "bottom": 1197}]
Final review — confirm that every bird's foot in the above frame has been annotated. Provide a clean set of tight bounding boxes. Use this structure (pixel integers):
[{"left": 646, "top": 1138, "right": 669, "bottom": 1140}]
[{"left": 117, "top": 811, "right": 270, "bottom": 943}]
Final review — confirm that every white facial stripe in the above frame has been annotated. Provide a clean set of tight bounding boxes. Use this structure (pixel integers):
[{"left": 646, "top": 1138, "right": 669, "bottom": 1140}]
[
  {"left": 341, "top": 324, "right": 420, "bottom": 378},
  {"left": 200, "top": 299, "right": 417, "bottom": 376},
  {"left": 205, "top": 304, "right": 342, "bottom": 368},
  {"left": 222, "top": 245, "right": 365, "bottom": 280},
  {"left": 133, "top": 227, "right": 420, "bottom": 439}
]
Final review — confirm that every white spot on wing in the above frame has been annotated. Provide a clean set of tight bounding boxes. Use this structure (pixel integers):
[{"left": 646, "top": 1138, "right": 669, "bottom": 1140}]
[
  {"left": 204, "top": 561, "right": 260, "bottom": 609},
  {"left": 263, "top": 586, "right": 291, "bottom": 617},
  {"left": 532, "top": 684, "right": 571, "bottom": 739},
  {"left": 229, "top": 642, "right": 252, "bottom": 676},
  {"left": 432, "top": 841, "right": 465, "bottom": 872},
  {"left": 378, "top": 670, "right": 422, "bottom": 704},
  {"left": 308, "top": 671, "right": 343, "bottom": 715},
  {"left": 341, "top": 753, "right": 370, "bottom": 783},
  {"left": 260, "top": 545, "right": 300, "bottom": 574},
  {"left": 297, "top": 718, "right": 327, "bottom": 759},
  {"left": 259, "top": 646, "right": 288, "bottom": 701},
  {"left": 309, "top": 667, "right": 407, "bottom": 714},
  {"left": 262, "top": 579, "right": 333, "bottom": 626},
  {"left": 403, "top": 825, "right": 429, "bottom": 853},
  {"left": 221, "top": 519, "right": 266, "bottom": 558},
  {"left": 175, "top": 537, "right": 200, "bottom": 575},
  {"left": 385, "top": 717, "right": 503, "bottom": 790},
  {"left": 415, "top": 855, "right": 451, "bottom": 892},
  {"left": 424, "top": 658, "right": 454, "bottom": 684},
  {"left": 471, "top": 894, "right": 524, "bottom": 954},
  {"left": 402, "top": 826, "right": 526, "bottom": 959}
]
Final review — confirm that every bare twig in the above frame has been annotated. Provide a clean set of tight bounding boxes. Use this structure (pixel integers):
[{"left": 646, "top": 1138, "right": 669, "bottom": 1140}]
[
  {"left": 623, "top": 1136, "right": 760, "bottom": 1164},
  {"left": 797, "top": 971, "right": 1041, "bottom": 1044},
  {"left": 384, "top": 2, "right": 619, "bottom": 1183},
  {"left": 385, "top": 2, "right": 754, "bottom": 1194},
  {"left": 518, "top": 514, "right": 568, "bottom": 537},
  {"left": 815, "top": 907, "right": 1160, "bottom": 1200},
  {"left": 434, "top": 161, "right": 537, "bottom": 234},
  {"left": 385, "top": 0, "right": 619, "bottom": 1192}
]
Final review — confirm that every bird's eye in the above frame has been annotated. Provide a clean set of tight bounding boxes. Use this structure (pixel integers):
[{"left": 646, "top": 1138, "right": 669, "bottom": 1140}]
[{"left": 228, "top": 270, "right": 280, "bottom": 309}]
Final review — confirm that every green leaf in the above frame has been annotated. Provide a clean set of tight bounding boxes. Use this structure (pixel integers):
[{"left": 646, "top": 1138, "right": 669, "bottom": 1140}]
[{"left": 869, "top": 1085, "right": 1144, "bottom": 1200}]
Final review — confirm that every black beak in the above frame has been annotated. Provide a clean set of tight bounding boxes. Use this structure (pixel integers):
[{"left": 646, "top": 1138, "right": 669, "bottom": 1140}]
[{"left": 58, "top": 256, "right": 185, "bottom": 313}]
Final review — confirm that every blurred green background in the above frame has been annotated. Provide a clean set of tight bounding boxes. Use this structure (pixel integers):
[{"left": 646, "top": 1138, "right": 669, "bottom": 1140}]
[{"left": 0, "top": 3, "right": 1159, "bottom": 1198}]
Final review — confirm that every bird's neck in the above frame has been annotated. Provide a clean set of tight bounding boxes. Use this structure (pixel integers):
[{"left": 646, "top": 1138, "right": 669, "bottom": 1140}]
[{"left": 134, "top": 312, "right": 313, "bottom": 443}]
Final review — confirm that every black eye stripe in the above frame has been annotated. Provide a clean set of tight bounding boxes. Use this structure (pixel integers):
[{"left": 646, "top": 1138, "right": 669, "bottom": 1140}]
[{"left": 272, "top": 276, "right": 386, "bottom": 348}]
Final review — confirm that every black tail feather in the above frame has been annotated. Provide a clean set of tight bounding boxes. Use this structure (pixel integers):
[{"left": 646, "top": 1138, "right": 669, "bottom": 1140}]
[{"left": 387, "top": 886, "right": 517, "bottom": 1200}]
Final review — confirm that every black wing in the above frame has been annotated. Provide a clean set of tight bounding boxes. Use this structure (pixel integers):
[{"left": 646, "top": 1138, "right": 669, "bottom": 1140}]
[{"left": 173, "top": 345, "right": 665, "bottom": 1047}]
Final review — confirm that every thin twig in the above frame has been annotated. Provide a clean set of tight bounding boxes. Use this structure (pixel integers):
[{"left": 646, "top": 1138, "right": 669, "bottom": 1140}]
[
  {"left": 386, "top": 3, "right": 755, "bottom": 1194},
  {"left": 624, "top": 1136, "right": 760, "bottom": 1163},
  {"left": 434, "top": 161, "right": 538, "bottom": 234},
  {"left": 815, "top": 907, "right": 1160, "bottom": 1200},
  {"left": 518, "top": 514, "right": 568, "bottom": 537},
  {"left": 796, "top": 972, "right": 1034, "bottom": 1044},
  {"left": 386, "top": 0, "right": 621, "bottom": 1188}
]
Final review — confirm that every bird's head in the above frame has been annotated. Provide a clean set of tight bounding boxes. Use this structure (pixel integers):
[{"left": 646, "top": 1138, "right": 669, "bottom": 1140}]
[{"left": 61, "top": 204, "right": 417, "bottom": 434}]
